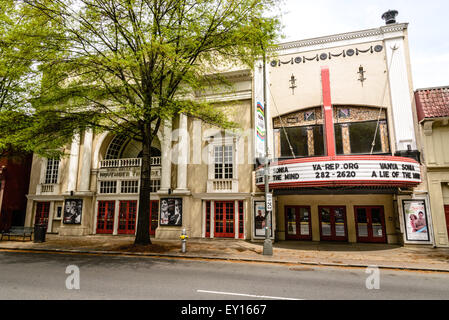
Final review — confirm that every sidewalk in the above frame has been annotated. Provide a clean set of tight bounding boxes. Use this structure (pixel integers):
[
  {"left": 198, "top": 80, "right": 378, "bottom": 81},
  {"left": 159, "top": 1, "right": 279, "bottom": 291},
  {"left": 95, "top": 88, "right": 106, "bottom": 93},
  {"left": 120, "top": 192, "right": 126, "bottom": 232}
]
[{"left": 1, "top": 234, "right": 449, "bottom": 272}]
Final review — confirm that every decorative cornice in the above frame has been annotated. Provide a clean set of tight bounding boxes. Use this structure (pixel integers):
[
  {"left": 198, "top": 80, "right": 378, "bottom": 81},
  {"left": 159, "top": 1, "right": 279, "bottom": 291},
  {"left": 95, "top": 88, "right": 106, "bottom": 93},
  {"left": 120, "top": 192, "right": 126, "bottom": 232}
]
[
  {"left": 204, "top": 69, "right": 252, "bottom": 82},
  {"left": 202, "top": 90, "right": 252, "bottom": 103},
  {"left": 270, "top": 44, "right": 384, "bottom": 67},
  {"left": 272, "top": 23, "right": 408, "bottom": 52}
]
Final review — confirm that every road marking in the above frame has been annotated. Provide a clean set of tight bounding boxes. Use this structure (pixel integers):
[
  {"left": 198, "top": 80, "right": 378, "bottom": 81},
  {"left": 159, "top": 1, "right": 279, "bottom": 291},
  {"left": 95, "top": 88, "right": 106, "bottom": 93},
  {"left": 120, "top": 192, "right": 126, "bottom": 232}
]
[{"left": 196, "top": 289, "right": 303, "bottom": 300}]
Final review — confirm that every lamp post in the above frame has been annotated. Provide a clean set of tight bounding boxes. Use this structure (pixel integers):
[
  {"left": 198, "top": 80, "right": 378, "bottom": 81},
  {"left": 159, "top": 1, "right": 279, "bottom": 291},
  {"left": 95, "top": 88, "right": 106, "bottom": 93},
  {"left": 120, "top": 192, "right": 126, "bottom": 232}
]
[{"left": 262, "top": 50, "right": 273, "bottom": 256}]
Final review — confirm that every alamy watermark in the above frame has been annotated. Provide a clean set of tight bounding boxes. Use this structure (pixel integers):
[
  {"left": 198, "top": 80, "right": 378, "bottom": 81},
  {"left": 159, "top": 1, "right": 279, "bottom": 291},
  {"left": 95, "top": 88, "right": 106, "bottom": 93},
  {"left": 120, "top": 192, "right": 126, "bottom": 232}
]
[
  {"left": 365, "top": 266, "right": 380, "bottom": 290},
  {"left": 65, "top": 265, "right": 80, "bottom": 290}
]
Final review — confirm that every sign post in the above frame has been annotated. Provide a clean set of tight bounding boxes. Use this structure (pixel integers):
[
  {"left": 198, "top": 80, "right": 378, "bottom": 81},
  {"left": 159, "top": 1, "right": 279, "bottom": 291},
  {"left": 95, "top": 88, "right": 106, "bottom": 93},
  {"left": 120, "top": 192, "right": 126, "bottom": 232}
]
[
  {"left": 266, "top": 193, "right": 273, "bottom": 212},
  {"left": 262, "top": 50, "right": 273, "bottom": 256}
]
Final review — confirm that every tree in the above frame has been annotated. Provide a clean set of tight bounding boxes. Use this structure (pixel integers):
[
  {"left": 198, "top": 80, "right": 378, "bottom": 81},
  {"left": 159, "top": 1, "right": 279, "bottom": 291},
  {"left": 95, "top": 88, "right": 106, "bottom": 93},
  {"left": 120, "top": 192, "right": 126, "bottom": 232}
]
[
  {"left": 0, "top": 0, "right": 66, "bottom": 157},
  {"left": 5, "top": 0, "right": 281, "bottom": 245}
]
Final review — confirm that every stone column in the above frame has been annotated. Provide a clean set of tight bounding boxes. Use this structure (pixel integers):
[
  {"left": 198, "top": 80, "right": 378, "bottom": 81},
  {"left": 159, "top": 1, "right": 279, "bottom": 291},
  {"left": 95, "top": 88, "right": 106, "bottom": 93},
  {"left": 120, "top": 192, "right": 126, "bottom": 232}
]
[
  {"left": 174, "top": 113, "right": 190, "bottom": 194},
  {"left": 67, "top": 133, "right": 80, "bottom": 193},
  {"left": 79, "top": 129, "right": 93, "bottom": 192},
  {"left": 158, "top": 120, "right": 172, "bottom": 194}
]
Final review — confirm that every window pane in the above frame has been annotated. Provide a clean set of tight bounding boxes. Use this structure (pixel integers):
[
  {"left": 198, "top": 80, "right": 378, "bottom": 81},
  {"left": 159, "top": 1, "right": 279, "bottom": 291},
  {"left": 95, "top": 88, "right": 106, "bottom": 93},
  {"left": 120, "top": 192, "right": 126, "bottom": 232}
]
[
  {"left": 349, "top": 121, "right": 382, "bottom": 154},
  {"left": 45, "top": 159, "right": 59, "bottom": 184},
  {"left": 214, "top": 145, "right": 233, "bottom": 179},
  {"left": 334, "top": 124, "right": 343, "bottom": 155},
  {"left": 313, "top": 126, "right": 325, "bottom": 156},
  {"left": 280, "top": 127, "right": 308, "bottom": 158}
]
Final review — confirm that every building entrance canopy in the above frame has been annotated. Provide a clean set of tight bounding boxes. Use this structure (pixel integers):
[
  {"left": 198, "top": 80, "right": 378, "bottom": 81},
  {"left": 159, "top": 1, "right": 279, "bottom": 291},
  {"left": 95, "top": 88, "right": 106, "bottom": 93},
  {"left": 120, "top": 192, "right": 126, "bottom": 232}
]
[{"left": 256, "top": 155, "right": 421, "bottom": 190}]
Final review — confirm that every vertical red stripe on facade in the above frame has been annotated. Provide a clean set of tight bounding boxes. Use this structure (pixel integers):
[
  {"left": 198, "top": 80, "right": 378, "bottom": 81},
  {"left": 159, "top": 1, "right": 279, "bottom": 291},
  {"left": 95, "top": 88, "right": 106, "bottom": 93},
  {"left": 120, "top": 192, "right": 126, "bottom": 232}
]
[{"left": 321, "top": 67, "right": 336, "bottom": 157}]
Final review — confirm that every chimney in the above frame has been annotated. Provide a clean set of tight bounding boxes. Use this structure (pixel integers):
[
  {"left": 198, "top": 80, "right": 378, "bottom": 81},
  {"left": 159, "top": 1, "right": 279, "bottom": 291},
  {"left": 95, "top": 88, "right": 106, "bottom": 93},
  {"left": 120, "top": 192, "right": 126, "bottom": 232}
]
[{"left": 382, "top": 10, "right": 398, "bottom": 25}]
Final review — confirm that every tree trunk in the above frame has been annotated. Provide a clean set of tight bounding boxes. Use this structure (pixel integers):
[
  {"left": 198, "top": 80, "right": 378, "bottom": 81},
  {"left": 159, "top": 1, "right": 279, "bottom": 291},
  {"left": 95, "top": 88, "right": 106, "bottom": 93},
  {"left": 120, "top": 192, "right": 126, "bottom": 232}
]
[{"left": 134, "top": 123, "right": 152, "bottom": 245}]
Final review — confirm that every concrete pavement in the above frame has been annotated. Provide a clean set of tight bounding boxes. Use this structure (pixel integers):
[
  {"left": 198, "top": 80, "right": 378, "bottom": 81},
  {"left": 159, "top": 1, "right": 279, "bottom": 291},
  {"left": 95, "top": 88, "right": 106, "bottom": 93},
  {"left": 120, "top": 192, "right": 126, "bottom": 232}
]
[
  {"left": 1, "top": 234, "right": 449, "bottom": 272},
  {"left": 2, "top": 250, "right": 449, "bottom": 300}
]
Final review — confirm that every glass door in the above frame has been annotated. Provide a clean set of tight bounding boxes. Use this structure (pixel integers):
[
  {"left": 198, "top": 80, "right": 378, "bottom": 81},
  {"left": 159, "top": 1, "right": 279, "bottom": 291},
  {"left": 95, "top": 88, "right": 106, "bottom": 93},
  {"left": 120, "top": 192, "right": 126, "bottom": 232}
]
[
  {"left": 118, "top": 201, "right": 137, "bottom": 235},
  {"left": 96, "top": 201, "right": 115, "bottom": 234},
  {"left": 35, "top": 202, "right": 50, "bottom": 227},
  {"left": 214, "top": 201, "right": 235, "bottom": 238},
  {"left": 355, "top": 206, "right": 386, "bottom": 243},
  {"left": 285, "top": 206, "right": 312, "bottom": 240},
  {"left": 319, "top": 206, "right": 347, "bottom": 241},
  {"left": 149, "top": 201, "right": 159, "bottom": 236}
]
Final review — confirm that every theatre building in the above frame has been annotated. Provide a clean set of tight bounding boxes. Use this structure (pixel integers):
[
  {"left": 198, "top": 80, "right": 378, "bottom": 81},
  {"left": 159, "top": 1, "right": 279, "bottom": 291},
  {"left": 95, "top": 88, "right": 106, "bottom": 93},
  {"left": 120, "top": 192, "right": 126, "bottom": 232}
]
[
  {"left": 254, "top": 18, "right": 433, "bottom": 245},
  {"left": 24, "top": 13, "right": 435, "bottom": 246},
  {"left": 24, "top": 68, "right": 255, "bottom": 240}
]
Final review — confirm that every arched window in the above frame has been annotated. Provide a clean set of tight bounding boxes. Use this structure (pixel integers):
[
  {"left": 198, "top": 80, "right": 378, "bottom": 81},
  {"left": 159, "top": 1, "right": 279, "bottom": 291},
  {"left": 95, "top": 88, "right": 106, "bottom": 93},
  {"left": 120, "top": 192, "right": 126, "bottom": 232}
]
[
  {"left": 106, "top": 135, "right": 161, "bottom": 159},
  {"left": 105, "top": 135, "right": 128, "bottom": 159}
]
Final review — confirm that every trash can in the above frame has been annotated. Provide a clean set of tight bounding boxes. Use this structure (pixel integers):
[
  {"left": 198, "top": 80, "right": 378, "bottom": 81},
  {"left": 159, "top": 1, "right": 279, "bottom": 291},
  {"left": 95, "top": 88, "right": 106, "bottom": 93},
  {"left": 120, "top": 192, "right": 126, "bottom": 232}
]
[{"left": 34, "top": 224, "right": 47, "bottom": 243}]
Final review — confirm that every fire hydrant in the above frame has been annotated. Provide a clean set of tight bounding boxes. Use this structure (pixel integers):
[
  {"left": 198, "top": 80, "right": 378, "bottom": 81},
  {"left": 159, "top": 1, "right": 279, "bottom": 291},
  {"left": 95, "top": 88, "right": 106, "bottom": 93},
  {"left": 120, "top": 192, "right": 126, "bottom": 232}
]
[{"left": 180, "top": 228, "right": 189, "bottom": 253}]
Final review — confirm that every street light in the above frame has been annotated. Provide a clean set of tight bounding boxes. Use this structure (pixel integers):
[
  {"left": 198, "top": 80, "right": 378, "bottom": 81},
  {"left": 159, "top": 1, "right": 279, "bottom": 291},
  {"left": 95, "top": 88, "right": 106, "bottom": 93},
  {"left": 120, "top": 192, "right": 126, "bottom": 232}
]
[{"left": 262, "top": 49, "right": 273, "bottom": 256}]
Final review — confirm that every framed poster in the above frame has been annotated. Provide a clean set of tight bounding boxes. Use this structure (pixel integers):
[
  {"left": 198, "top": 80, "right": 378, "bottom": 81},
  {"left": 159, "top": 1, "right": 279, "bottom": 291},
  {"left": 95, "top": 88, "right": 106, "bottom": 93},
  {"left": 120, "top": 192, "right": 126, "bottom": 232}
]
[
  {"left": 160, "top": 198, "right": 182, "bottom": 226},
  {"left": 402, "top": 199, "right": 430, "bottom": 242},
  {"left": 254, "top": 201, "right": 273, "bottom": 238},
  {"left": 63, "top": 199, "right": 83, "bottom": 225}
]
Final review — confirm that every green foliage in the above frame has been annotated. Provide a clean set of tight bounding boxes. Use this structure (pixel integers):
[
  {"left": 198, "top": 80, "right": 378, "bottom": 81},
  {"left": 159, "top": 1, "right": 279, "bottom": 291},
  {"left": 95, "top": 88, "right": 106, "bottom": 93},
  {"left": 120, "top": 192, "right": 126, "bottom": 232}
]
[
  {"left": 0, "top": 0, "right": 68, "bottom": 156},
  {"left": 0, "top": 0, "right": 282, "bottom": 244},
  {"left": 16, "top": 0, "right": 281, "bottom": 145}
]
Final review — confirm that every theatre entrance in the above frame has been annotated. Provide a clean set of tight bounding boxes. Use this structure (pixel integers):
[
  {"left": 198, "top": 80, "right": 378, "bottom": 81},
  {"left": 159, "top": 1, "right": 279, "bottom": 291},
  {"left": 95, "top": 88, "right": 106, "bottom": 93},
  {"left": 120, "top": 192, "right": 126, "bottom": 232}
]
[
  {"left": 354, "top": 206, "right": 387, "bottom": 243},
  {"left": 319, "top": 206, "right": 348, "bottom": 241},
  {"left": 285, "top": 206, "right": 312, "bottom": 240}
]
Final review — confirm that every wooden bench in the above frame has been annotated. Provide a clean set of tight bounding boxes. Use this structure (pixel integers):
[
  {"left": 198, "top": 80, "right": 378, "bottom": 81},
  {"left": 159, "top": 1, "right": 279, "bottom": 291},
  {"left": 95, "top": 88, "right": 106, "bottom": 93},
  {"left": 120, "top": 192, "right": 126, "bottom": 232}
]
[{"left": 1, "top": 226, "right": 34, "bottom": 241}]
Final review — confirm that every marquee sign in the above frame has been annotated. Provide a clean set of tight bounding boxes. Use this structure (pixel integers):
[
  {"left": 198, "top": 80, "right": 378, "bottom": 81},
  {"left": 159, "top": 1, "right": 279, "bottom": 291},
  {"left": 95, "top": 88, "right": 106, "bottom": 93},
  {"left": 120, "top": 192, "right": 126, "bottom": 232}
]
[{"left": 256, "top": 156, "right": 421, "bottom": 189}]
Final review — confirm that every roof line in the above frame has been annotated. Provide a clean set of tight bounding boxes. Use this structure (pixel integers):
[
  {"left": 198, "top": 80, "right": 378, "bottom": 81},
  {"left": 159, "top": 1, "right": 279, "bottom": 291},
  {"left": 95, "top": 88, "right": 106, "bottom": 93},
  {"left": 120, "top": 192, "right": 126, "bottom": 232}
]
[
  {"left": 272, "top": 23, "right": 409, "bottom": 51},
  {"left": 415, "top": 85, "right": 449, "bottom": 92}
]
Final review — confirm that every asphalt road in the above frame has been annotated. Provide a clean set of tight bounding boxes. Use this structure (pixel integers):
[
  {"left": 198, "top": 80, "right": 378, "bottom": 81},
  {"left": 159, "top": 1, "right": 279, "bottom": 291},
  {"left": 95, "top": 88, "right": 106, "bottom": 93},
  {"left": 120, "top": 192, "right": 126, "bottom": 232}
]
[{"left": 0, "top": 251, "right": 449, "bottom": 300}]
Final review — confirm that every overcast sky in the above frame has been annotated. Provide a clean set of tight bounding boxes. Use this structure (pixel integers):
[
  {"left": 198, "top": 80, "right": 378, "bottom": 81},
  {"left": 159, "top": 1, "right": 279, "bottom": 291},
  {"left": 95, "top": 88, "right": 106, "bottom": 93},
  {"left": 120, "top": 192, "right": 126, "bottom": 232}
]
[{"left": 278, "top": 0, "right": 449, "bottom": 90}]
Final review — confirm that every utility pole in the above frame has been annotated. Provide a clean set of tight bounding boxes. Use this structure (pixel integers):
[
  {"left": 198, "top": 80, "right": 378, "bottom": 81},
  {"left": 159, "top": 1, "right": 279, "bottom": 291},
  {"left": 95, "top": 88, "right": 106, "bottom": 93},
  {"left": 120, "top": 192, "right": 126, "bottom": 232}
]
[{"left": 262, "top": 50, "right": 273, "bottom": 256}]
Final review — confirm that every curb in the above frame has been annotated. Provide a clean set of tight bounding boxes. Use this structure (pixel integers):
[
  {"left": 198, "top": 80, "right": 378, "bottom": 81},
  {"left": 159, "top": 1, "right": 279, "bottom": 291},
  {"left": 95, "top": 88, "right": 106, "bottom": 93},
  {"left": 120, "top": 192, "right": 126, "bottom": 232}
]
[{"left": 2, "top": 246, "right": 449, "bottom": 274}]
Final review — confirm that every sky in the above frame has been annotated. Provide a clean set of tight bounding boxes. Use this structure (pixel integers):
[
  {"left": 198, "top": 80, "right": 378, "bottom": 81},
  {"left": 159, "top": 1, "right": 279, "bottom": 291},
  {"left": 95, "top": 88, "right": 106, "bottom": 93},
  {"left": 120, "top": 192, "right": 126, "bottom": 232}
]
[{"left": 278, "top": 0, "right": 449, "bottom": 90}]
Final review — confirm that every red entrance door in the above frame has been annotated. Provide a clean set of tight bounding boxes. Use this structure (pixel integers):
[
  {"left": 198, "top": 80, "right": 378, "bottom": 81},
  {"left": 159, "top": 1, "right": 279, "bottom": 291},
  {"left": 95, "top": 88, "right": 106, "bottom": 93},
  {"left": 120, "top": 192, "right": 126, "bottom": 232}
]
[
  {"left": 96, "top": 201, "right": 115, "bottom": 234},
  {"left": 319, "top": 206, "right": 348, "bottom": 241},
  {"left": 214, "top": 201, "right": 235, "bottom": 238},
  {"left": 445, "top": 206, "right": 449, "bottom": 241},
  {"left": 35, "top": 202, "right": 50, "bottom": 227},
  {"left": 150, "top": 200, "right": 159, "bottom": 236},
  {"left": 118, "top": 201, "right": 137, "bottom": 235},
  {"left": 354, "top": 206, "right": 387, "bottom": 243},
  {"left": 285, "top": 206, "right": 312, "bottom": 240}
]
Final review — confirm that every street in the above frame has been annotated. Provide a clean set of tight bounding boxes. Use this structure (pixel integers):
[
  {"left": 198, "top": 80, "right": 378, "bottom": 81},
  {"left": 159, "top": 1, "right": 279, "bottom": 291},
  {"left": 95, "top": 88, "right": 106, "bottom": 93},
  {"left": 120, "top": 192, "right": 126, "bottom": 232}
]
[{"left": 0, "top": 251, "right": 449, "bottom": 300}]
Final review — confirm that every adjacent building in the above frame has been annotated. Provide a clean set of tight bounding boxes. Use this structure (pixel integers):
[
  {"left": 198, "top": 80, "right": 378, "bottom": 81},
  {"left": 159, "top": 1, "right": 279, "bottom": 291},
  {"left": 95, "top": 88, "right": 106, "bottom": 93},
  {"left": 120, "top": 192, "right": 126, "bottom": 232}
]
[
  {"left": 415, "top": 86, "right": 449, "bottom": 247},
  {"left": 0, "top": 153, "right": 33, "bottom": 231},
  {"left": 23, "top": 14, "right": 440, "bottom": 246}
]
